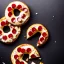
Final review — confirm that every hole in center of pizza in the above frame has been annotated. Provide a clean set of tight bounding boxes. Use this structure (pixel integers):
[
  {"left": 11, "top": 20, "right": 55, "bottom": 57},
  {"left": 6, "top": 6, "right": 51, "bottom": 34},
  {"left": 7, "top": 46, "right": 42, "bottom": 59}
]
[
  {"left": 14, "top": 9, "right": 20, "bottom": 16},
  {"left": 3, "top": 26, "right": 10, "bottom": 33}
]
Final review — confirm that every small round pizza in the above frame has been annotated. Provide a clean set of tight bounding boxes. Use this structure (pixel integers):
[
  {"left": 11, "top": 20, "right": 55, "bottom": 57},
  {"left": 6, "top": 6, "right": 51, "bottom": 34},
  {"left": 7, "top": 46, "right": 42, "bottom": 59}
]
[
  {"left": 0, "top": 17, "right": 21, "bottom": 44},
  {"left": 26, "top": 24, "right": 49, "bottom": 46},
  {"left": 11, "top": 44, "right": 40, "bottom": 64},
  {"left": 5, "top": 1, "right": 30, "bottom": 26}
]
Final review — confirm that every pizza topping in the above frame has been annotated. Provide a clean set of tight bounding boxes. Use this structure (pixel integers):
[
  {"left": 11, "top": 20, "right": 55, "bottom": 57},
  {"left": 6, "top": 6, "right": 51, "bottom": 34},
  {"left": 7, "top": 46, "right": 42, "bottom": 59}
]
[
  {"left": 12, "top": 28, "right": 16, "bottom": 34},
  {"left": 20, "top": 48, "right": 25, "bottom": 53},
  {"left": 21, "top": 14, "right": 26, "bottom": 19},
  {"left": 42, "top": 32, "right": 47, "bottom": 37},
  {"left": 31, "top": 54, "right": 36, "bottom": 58},
  {"left": 14, "top": 55, "right": 19, "bottom": 59},
  {"left": 0, "top": 30, "right": 2, "bottom": 35},
  {"left": 32, "top": 27, "right": 36, "bottom": 32},
  {"left": 22, "top": 8, "right": 28, "bottom": 13},
  {"left": 12, "top": 4, "right": 16, "bottom": 8},
  {"left": 1, "top": 21, "right": 6, "bottom": 26},
  {"left": 11, "top": 18, "right": 15, "bottom": 23},
  {"left": 2, "top": 35, "right": 7, "bottom": 40},
  {"left": 8, "top": 34, "right": 13, "bottom": 38},
  {"left": 8, "top": 7, "right": 12, "bottom": 12},
  {"left": 40, "top": 37, "right": 44, "bottom": 42},
  {"left": 38, "top": 26, "right": 42, "bottom": 31},
  {"left": 20, "top": 61, "right": 24, "bottom": 64},
  {"left": 17, "top": 47, "right": 25, "bottom": 53},
  {"left": 28, "top": 31, "right": 33, "bottom": 36},
  {"left": 26, "top": 48, "right": 31, "bottom": 53},
  {"left": 6, "top": 21, "right": 9, "bottom": 24},
  {"left": 22, "top": 8, "right": 26, "bottom": 11},
  {"left": 16, "top": 60, "right": 24, "bottom": 64},
  {"left": 8, "top": 12, "right": 12, "bottom": 17},
  {"left": 17, "top": 5, "right": 22, "bottom": 9},
  {"left": 17, "top": 47, "right": 21, "bottom": 52},
  {"left": 16, "top": 60, "right": 20, "bottom": 64}
]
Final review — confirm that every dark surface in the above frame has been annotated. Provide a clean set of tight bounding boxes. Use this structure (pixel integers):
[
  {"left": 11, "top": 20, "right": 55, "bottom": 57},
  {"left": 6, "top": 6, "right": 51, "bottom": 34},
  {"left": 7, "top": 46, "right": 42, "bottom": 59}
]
[{"left": 0, "top": 0, "right": 64, "bottom": 64}]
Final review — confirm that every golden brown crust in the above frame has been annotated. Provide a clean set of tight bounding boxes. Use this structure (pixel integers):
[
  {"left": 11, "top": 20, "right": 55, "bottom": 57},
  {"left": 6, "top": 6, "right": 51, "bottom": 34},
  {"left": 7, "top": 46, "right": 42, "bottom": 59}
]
[
  {"left": 0, "top": 16, "right": 21, "bottom": 44},
  {"left": 27, "top": 24, "right": 48, "bottom": 33},
  {"left": 5, "top": 1, "right": 30, "bottom": 26},
  {"left": 26, "top": 24, "right": 49, "bottom": 47},
  {"left": 1, "top": 17, "right": 6, "bottom": 20},
  {"left": 11, "top": 44, "right": 40, "bottom": 64}
]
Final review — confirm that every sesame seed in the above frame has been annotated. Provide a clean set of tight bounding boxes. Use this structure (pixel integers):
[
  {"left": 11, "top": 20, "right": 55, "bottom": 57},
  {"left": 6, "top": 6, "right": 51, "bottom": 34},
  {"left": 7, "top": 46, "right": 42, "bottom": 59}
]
[
  {"left": 39, "top": 58, "right": 42, "bottom": 60},
  {"left": 35, "top": 13, "right": 38, "bottom": 15},
  {"left": 55, "top": 41, "right": 57, "bottom": 43},
  {"left": 53, "top": 16, "right": 55, "bottom": 18}
]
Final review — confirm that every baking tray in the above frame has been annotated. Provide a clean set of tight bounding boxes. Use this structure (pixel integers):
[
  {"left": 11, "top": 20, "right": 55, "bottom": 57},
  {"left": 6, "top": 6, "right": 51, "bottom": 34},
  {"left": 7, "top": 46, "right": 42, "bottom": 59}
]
[{"left": 0, "top": 0, "right": 64, "bottom": 64}]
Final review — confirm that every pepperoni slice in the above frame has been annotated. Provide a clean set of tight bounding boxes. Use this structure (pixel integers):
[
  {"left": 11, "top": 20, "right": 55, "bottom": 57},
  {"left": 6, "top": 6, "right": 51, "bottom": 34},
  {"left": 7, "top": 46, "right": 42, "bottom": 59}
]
[
  {"left": 11, "top": 18, "right": 15, "bottom": 23},
  {"left": 12, "top": 4, "right": 16, "bottom": 8},
  {"left": 22, "top": 8, "right": 26, "bottom": 11},
  {"left": 1, "top": 21, "right": 6, "bottom": 26},
  {"left": 17, "top": 47, "right": 25, "bottom": 53},
  {"left": 8, "top": 7, "right": 12, "bottom": 12},
  {"left": 6, "top": 21, "right": 9, "bottom": 24},
  {"left": 38, "top": 26, "right": 42, "bottom": 31},
  {"left": 2, "top": 35, "right": 7, "bottom": 40},
  {"left": 17, "top": 5, "right": 22, "bottom": 9},
  {"left": 42, "top": 32, "right": 47, "bottom": 37},
  {"left": 12, "top": 28, "right": 16, "bottom": 34},
  {"left": 14, "top": 55, "right": 19, "bottom": 59},
  {"left": 32, "top": 27, "right": 36, "bottom": 32},
  {"left": 22, "top": 8, "right": 28, "bottom": 13},
  {"left": 8, "top": 34, "right": 13, "bottom": 38},
  {"left": 0, "top": 30, "right": 2, "bottom": 35},
  {"left": 17, "top": 47, "right": 21, "bottom": 52},
  {"left": 20, "top": 61, "right": 24, "bottom": 64},
  {"left": 20, "top": 48, "right": 25, "bottom": 53},
  {"left": 16, "top": 60, "right": 20, "bottom": 64},
  {"left": 21, "top": 14, "right": 26, "bottom": 19},
  {"left": 8, "top": 12, "right": 12, "bottom": 17},
  {"left": 40, "top": 37, "right": 44, "bottom": 42},
  {"left": 31, "top": 54, "right": 36, "bottom": 58},
  {"left": 28, "top": 31, "right": 33, "bottom": 36},
  {"left": 27, "top": 48, "right": 31, "bottom": 53}
]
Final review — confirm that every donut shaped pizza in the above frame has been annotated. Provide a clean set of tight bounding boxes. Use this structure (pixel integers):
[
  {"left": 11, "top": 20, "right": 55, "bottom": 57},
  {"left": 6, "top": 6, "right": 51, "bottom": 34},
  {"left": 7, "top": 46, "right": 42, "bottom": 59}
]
[
  {"left": 5, "top": 1, "right": 30, "bottom": 26},
  {"left": 0, "top": 17, "right": 21, "bottom": 44},
  {"left": 11, "top": 44, "right": 40, "bottom": 64},
  {"left": 27, "top": 24, "right": 49, "bottom": 46}
]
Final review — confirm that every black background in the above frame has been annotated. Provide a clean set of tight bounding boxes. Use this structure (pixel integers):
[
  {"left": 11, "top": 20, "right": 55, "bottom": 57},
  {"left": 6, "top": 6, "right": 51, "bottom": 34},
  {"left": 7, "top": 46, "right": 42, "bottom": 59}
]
[{"left": 0, "top": 0, "right": 64, "bottom": 64}]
